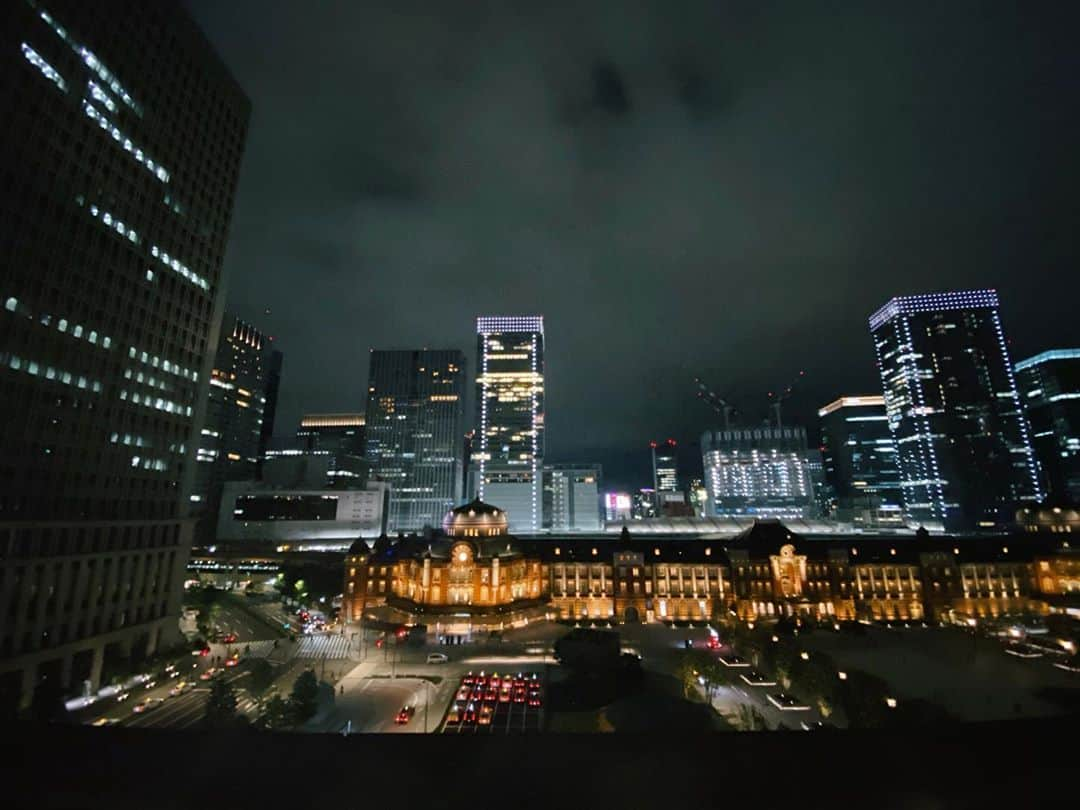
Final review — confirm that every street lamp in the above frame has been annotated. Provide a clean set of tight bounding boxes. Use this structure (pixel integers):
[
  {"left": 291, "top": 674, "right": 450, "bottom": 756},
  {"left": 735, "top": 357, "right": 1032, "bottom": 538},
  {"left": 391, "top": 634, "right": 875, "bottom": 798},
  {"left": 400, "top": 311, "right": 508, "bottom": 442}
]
[
  {"left": 837, "top": 671, "right": 847, "bottom": 681},
  {"left": 885, "top": 697, "right": 897, "bottom": 708},
  {"left": 800, "top": 651, "right": 810, "bottom": 661}
]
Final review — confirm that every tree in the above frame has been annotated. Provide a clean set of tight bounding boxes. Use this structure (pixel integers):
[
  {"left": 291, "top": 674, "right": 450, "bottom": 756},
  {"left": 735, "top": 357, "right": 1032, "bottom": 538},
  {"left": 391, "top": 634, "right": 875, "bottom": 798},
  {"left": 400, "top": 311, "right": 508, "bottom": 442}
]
[
  {"left": 204, "top": 678, "right": 239, "bottom": 729},
  {"left": 735, "top": 704, "right": 769, "bottom": 731},
  {"left": 791, "top": 652, "right": 838, "bottom": 717},
  {"left": 838, "top": 670, "right": 891, "bottom": 729},
  {"left": 258, "top": 694, "right": 290, "bottom": 730},
  {"left": 288, "top": 670, "right": 319, "bottom": 725},
  {"left": 247, "top": 658, "right": 276, "bottom": 696}
]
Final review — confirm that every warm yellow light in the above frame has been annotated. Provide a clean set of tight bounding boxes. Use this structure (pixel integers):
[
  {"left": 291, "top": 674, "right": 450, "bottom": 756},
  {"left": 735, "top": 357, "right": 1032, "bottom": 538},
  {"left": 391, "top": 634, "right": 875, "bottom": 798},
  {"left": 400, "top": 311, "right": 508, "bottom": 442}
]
[
  {"left": 800, "top": 651, "right": 809, "bottom": 660},
  {"left": 885, "top": 697, "right": 897, "bottom": 708},
  {"left": 837, "top": 671, "right": 847, "bottom": 680}
]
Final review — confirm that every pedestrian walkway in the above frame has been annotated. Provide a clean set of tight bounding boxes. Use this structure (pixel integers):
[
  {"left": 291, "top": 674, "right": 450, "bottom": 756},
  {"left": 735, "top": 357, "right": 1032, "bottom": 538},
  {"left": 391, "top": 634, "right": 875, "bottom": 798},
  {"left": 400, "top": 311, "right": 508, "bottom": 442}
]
[
  {"left": 239, "top": 640, "right": 275, "bottom": 658},
  {"left": 293, "top": 634, "right": 352, "bottom": 660}
]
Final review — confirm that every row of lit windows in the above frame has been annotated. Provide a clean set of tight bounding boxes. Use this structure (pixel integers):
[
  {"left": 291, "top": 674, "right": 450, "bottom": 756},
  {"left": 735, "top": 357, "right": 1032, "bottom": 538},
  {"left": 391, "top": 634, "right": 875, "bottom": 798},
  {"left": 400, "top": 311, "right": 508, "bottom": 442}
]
[
  {"left": 20, "top": 41, "right": 66, "bottom": 92},
  {"left": 82, "top": 101, "right": 169, "bottom": 183},
  {"left": 118, "top": 389, "right": 193, "bottom": 417},
  {"left": 150, "top": 244, "right": 209, "bottom": 291},
  {"left": 2, "top": 352, "right": 102, "bottom": 393},
  {"left": 80, "top": 199, "right": 139, "bottom": 244},
  {"left": 4, "top": 296, "right": 114, "bottom": 350},
  {"left": 123, "top": 367, "right": 172, "bottom": 393},
  {"left": 127, "top": 346, "right": 198, "bottom": 381}
]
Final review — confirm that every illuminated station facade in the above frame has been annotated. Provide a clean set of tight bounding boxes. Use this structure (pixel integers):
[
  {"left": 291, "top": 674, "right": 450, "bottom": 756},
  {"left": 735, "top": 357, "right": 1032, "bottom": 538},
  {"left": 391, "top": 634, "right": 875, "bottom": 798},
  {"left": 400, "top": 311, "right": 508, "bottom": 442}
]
[{"left": 343, "top": 500, "right": 1080, "bottom": 637}]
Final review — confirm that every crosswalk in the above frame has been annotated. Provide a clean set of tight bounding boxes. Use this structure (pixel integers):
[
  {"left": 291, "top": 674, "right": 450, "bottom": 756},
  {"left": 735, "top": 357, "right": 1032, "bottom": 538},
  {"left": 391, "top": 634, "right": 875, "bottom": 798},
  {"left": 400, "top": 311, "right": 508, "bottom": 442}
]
[
  {"left": 292, "top": 634, "right": 352, "bottom": 660},
  {"left": 237, "top": 640, "right": 276, "bottom": 658}
]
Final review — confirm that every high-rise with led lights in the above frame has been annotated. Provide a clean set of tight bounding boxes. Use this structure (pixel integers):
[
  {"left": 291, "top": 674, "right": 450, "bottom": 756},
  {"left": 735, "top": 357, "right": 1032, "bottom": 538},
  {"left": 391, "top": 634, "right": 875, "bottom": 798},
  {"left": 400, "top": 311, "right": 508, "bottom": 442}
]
[
  {"left": 365, "top": 350, "right": 466, "bottom": 532},
  {"left": 0, "top": 0, "right": 249, "bottom": 712},
  {"left": 701, "top": 427, "right": 816, "bottom": 520},
  {"left": 869, "top": 290, "right": 1041, "bottom": 531},
  {"left": 475, "top": 316, "right": 545, "bottom": 533},
  {"left": 191, "top": 314, "right": 281, "bottom": 542},
  {"left": 1015, "top": 349, "right": 1080, "bottom": 505}
]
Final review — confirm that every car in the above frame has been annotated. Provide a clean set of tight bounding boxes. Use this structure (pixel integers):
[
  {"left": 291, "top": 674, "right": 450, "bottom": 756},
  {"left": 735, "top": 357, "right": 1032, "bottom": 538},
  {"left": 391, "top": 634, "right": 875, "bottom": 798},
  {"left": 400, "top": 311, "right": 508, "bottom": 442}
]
[
  {"left": 222, "top": 633, "right": 238, "bottom": 644},
  {"left": 456, "top": 686, "right": 472, "bottom": 701},
  {"left": 527, "top": 693, "right": 543, "bottom": 708},
  {"left": 462, "top": 672, "right": 476, "bottom": 686},
  {"left": 224, "top": 656, "right": 240, "bottom": 668},
  {"left": 115, "top": 691, "right": 130, "bottom": 703},
  {"left": 499, "top": 687, "right": 512, "bottom": 703},
  {"left": 143, "top": 680, "right": 157, "bottom": 690},
  {"left": 489, "top": 674, "right": 502, "bottom": 688},
  {"left": 513, "top": 688, "right": 526, "bottom": 704},
  {"left": 478, "top": 705, "right": 493, "bottom": 725},
  {"left": 462, "top": 704, "right": 477, "bottom": 724},
  {"left": 445, "top": 706, "right": 461, "bottom": 725},
  {"left": 199, "top": 667, "right": 218, "bottom": 681},
  {"left": 168, "top": 681, "right": 190, "bottom": 697},
  {"left": 426, "top": 652, "right": 449, "bottom": 665},
  {"left": 706, "top": 636, "right": 721, "bottom": 650},
  {"left": 90, "top": 717, "right": 118, "bottom": 727},
  {"left": 132, "top": 697, "right": 164, "bottom": 714},
  {"left": 395, "top": 705, "right": 416, "bottom": 725}
]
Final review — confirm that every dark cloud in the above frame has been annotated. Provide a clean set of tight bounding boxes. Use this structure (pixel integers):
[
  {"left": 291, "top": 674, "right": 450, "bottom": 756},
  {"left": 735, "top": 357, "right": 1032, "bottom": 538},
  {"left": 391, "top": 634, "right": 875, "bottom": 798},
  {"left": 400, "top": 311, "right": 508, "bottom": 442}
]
[
  {"left": 592, "top": 62, "right": 631, "bottom": 116},
  {"left": 186, "top": 0, "right": 1080, "bottom": 491}
]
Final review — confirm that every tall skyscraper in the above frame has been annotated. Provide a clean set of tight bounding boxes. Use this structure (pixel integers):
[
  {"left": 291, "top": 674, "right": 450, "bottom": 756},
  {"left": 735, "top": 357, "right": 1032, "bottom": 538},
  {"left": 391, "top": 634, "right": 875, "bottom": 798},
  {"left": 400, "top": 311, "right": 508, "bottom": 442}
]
[
  {"left": 869, "top": 290, "right": 1041, "bottom": 530},
  {"left": 1016, "top": 349, "right": 1080, "bottom": 505},
  {"left": 296, "top": 413, "right": 365, "bottom": 456},
  {"left": 365, "top": 350, "right": 465, "bottom": 532},
  {"left": 0, "top": 0, "right": 249, "bottom": 711},
  {"left": 475, "top": 316, "right": 545, "bottom": 533},
  {"left": 818, "top": 395, "right": 904, "bottom": 528},
  {"left": 542, "top": 464, "right": 601, "bottom": 532},
  {"left": 701, "top": 427, "right": 816, "bottom": 520},
  {"left": 651, "top": 439, "right": 679, "bottom": 492},
  {"left": 191, "top": 314, "right": 281, "bottom": 541}
]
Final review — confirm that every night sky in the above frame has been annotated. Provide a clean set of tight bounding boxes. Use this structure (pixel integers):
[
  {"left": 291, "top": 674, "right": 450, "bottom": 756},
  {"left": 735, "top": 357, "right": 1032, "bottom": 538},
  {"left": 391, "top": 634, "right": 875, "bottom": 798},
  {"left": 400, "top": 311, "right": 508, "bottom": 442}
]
[{"left": 186, "top": 0, "right": 1080, "bottom": 491}]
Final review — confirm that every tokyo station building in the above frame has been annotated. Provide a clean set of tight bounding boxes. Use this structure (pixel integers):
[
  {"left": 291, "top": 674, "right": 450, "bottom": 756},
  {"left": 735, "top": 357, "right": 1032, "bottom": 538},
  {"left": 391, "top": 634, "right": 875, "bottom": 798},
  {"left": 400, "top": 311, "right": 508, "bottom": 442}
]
[{"left": 342, "top": 499, "right": 1080, "bottom": 638}]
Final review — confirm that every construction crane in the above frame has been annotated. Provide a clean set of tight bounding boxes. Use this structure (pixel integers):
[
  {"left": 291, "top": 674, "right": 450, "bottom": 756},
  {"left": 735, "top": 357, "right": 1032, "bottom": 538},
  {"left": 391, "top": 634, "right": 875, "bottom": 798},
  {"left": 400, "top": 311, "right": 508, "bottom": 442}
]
[
  {"left": 766, "top": 370, "right": 807, "bottom": 430},
  {"left": 694, "top": 377, "right": 737, "bottom": 430}
]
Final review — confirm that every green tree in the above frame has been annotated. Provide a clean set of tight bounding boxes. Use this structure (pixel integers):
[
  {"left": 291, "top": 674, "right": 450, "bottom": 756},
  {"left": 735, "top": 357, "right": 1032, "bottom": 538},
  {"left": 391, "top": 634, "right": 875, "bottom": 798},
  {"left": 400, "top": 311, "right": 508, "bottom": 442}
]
[
  {"left": 204, "top": 678, "right": 239, "bottom": 729},
  {"left": 288, "top": 670, "right": 319, "bottom": 725},
  {"left": 790, "top": 652, "right": 838, "bottom": 717}
]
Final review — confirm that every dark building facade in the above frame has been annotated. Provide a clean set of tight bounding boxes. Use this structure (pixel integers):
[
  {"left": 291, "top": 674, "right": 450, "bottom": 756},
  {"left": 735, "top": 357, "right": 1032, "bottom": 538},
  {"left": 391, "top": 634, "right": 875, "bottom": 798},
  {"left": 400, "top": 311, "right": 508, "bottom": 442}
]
[
  {"left": 818, "top": 395, "right": 904, "bottom": 528},
  {"left": 296, "top": 412, "right": 365, "bottom": 456},
  {"left": 1016, "top": 350, "right": 1080, "bottom": 505},
  {"left": 191, "top": 314, "right": 281, "bottom": 541},
  {"left": 0, "top": 0, "right": 249, "bottom": 711},
  {"left": 365, "top": 349, "right": 465, "bottom": 532},
  {"left": 869, "top": 290, "right": 1041, "bottom": 531}
]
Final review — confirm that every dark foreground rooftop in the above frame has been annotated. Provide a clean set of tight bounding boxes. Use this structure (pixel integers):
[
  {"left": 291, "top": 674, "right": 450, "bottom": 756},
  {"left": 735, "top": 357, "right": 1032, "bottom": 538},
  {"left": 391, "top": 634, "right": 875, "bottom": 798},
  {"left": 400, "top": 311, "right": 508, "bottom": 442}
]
[{"left": 5, "top": 715, "right": 1078, "bottom": 807}]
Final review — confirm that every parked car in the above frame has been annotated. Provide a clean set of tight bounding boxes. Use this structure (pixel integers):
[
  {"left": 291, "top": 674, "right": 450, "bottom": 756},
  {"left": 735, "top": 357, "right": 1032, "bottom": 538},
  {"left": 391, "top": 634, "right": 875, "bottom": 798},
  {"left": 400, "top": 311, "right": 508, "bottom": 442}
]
[{"left": 426, "top": 652, "right": 448, "bottom": 665}]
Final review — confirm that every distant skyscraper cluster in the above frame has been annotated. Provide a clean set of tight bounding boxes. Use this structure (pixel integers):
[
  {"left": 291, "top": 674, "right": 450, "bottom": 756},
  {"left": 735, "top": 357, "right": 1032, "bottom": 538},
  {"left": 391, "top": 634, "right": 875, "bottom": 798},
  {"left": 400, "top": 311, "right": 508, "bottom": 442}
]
[
  {"left": 1015, "top": 350, "right": 1080, "bottom": 505},
  {"left": 0, "top": 0, "right": 250, "bottom": 712}
]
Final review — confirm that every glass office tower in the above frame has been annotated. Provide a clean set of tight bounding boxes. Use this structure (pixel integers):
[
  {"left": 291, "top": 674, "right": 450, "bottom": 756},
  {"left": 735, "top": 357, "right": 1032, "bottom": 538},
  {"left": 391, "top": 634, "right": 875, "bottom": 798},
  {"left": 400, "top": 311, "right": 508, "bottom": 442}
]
[
  {"left": 818, "top": 395, "right": 904, "bottom": 528},
  {"left": 475, "top": 316, "right": 545, "bottom": 533},
  {"left": 869, "top": 290, "right": 1041, "bottom": 530},
  {"left": 365, "top": 350, "right": 465, "bottom": 532},
  {"left": 0, "top": 0, "right": 249, "bottom": 712},
  {"left": 1015, "top": 349, "right": 1080, "bottom": 505},
  {"left": 701, "top": 427, "right": 816, "bottom": 520}
]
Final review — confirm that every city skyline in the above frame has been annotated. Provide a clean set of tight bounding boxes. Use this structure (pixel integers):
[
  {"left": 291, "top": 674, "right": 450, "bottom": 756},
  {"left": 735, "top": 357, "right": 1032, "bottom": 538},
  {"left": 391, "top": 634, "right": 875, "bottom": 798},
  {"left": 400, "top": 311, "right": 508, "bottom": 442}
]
[{"left": 187, "top": 0, "right": 1080, "bottom": 489}]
